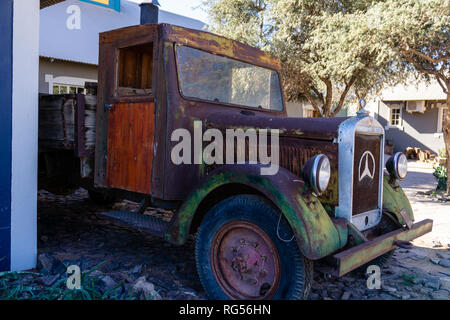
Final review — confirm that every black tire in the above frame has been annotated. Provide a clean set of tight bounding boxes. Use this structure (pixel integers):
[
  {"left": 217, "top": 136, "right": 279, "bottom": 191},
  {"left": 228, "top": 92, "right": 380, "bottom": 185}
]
[
  {"left": 195, "top": 194, "right": 313, "bottom": 300},
  {"left": 88, "top": 189, "right": 116, "bottom": 205}
]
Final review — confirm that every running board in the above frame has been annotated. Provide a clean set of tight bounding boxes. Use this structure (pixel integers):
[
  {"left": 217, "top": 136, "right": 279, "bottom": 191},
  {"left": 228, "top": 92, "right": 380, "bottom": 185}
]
[{"left": 100, "top": 210, "right": 169, "bottom": 237}]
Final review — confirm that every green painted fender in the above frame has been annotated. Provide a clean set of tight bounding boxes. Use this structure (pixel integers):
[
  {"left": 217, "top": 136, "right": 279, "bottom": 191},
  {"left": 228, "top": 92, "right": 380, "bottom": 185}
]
[
  {"left": 382, "top": 174, "right": 415, "bottom": 225},
  {"left": 164, "top": 164, "right": 348, "bottom": 260}
]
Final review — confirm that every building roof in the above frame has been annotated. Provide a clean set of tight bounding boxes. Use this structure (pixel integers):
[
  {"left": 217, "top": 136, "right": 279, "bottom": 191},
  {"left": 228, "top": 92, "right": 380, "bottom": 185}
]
[
  {"left": 40, "top": 0, "right": 207, "bottom": 65},
  {"left": 380, "top": 78, "right": 447, "bottom": 101},
  {"left": 41, "top": 0, "right": 65, "bottom": 9}
]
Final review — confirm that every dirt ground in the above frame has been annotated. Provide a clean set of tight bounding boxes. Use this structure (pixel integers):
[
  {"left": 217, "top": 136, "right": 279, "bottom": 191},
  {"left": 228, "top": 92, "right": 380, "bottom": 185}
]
[
  {"left": 308, "top": 160, "right": 450, "bottom": 300},
  {"left": 399, "top": 161, "right": 450, "bottom": 249},
  {"left": 3, "top": 160, "right": 448, "bottom": 300}
]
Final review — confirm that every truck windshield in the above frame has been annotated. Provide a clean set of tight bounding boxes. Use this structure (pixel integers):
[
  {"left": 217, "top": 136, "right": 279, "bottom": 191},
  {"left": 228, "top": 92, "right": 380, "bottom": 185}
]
[{"left": 176, "top": 46, "right": 284, "bottom": 111}]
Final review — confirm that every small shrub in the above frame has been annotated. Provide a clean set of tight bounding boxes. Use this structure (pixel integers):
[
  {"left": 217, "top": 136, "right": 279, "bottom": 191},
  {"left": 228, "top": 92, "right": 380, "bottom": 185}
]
[
  {"left": 0, "top": 262, "right": 130, "bottom": 300},
  {"left": 401, "top": 274, "right": 416, "bottom": 286},
  {"left": 433, "top": 165, "right": 447, "bottom": 191}
]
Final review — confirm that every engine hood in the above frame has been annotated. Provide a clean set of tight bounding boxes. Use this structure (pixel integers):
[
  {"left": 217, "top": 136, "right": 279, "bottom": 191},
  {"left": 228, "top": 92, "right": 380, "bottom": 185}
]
[{"left": 206, "top": 111, "right": 348, "bottom": 141}]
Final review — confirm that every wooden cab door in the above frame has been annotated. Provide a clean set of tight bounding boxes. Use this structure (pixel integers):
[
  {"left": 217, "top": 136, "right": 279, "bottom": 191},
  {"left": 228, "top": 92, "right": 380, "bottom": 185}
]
[{"left": 105, "top": 42, "right": 155, "bottom": 194}]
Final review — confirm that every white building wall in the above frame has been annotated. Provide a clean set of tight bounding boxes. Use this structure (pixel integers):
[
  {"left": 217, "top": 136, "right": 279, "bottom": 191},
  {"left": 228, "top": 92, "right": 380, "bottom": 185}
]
[
  {"left": 381, "top": 79, "right": 446, "bottom": 101},
  {"left": 286, "top": 102, "right": 305, "bottom": 117},
  {"left": 10, "top": 0, "right": 39, "bottom": 271},
  {"left": 359, "top": 78, "right": 448, "bottom": 155}
]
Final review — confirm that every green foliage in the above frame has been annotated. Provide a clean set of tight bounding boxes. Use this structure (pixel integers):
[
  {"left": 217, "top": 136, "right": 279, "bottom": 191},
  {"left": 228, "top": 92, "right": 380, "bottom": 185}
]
[
  {"left": 0, "top": 262, "right": 135, "bottom": 300},
  {"left": 401, "top": 274, "right": 416, "bottom": 286},
  {"left": 438, "top": 148, "right": 446, "bottom": 159},
  {"left": 202, "top": 0, "right": 400, "bottom": 116},
  {"left": 370, "top": 0, "right": 449, "bottom": 83},
  {"left": 202, "top": 0, "right": 448, "bottom": 118},
  {"left": 372, "top": 0, "right": 449, "bottom": 193},
  {"left": 433, "top": 165, "right": 448, "bottom": 191}
]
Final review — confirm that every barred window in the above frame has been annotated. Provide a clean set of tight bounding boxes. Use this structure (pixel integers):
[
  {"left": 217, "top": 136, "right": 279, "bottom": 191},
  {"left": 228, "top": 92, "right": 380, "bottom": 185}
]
[
  {"left": 52, "top": 84, "right": 86, "bottom": 94},
  {"left": 390, "top": 107, "right": 401, "bottom": 126}
]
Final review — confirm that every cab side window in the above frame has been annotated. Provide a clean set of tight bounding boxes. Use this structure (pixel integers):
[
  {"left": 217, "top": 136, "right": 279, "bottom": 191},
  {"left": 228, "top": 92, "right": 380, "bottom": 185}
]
[{"left": 117, "top": 43, "right": 154, "bottom": 96}]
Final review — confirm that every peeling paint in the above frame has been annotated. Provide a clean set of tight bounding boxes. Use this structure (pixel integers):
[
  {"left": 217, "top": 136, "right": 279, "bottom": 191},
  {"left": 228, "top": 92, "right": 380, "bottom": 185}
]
[
  {"left": 165, "top": 165, "right": 347, "bottom": 260},
  {"left": 382, "top": 175, "right": 415, "bottom": 225}
]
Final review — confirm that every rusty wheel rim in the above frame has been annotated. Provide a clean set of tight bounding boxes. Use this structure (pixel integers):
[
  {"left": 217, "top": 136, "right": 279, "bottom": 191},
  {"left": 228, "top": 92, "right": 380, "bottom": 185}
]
[{"left": 211, "top": 221, "right": 281, "bottom": 300}]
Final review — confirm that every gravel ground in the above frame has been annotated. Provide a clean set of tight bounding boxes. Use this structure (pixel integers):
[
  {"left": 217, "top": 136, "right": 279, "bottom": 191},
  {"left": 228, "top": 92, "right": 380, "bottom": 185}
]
[
  {"left": 32, "top": 190, "right": 207, "bottom": 300},
  {"left": 308, "top": 160, "right": 449, "bottom": 300},
  {"left": 1, "top": 160, "right": 448, "bottom": 300}
]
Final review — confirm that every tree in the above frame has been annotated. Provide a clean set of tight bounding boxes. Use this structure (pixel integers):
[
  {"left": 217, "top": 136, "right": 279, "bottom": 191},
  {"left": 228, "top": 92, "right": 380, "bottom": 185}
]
[
  {"left": 274, "top": 7, "right": 401, "bottom": 116},
  {"left": 201, "top": 0, "right": 397, "bottom": 116},
  {"left": 371, "top": 0, "right": 450, "bottom": 193},
  {"left": 203, "top": 0, "right": 450, "bottom": 191},
  {"left": 202, "top": 0, "right": 270, "bottom": 49}
]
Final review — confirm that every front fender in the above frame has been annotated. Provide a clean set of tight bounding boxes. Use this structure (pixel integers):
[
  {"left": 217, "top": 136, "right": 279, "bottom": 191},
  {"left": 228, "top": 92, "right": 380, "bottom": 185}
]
[
  {"left": 382, "top": 175, "right": 415, "bottom": 225},
  {"left": 164, "top": 164, "right": 347, "bottom": 260}
]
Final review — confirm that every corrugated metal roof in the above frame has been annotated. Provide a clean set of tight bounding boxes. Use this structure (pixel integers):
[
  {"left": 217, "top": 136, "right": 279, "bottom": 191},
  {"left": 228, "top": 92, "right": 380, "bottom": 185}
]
[
  {"left": 40, "top": 0, "right": 66, "bottom": 9},
  {"left": 40, "top": 0, "right": 207, "bottom": 65}
]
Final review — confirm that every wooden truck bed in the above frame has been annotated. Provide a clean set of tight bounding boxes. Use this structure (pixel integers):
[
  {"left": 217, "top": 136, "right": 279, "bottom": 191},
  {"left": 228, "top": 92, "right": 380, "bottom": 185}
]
[
  {"left": 38, "top": 93, "right": 97, "bottom": 193},
  {"left": 39, "top": 93, "right": 96, "bottom": 155}
]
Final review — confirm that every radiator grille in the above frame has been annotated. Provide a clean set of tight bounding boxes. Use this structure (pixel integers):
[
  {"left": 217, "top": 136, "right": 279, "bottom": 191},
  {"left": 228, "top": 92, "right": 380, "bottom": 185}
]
[{"left": 352, "top": 134, "right": 381, "bottom": 215}]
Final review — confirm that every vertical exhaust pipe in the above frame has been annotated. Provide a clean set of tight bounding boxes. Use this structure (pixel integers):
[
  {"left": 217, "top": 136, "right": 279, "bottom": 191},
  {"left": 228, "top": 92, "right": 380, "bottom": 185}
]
[{"left": 140, "top": 0, "right": 160, "bottom": 25}]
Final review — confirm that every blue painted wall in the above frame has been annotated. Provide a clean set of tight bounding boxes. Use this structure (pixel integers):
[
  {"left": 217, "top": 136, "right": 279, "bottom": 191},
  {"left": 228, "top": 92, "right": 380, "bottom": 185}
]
[
  {"left": 0, "top": 0, "right": 13, "bottom": 271},
  {"left": 80, "top": 0, "right": 120, "bottom": 12}
]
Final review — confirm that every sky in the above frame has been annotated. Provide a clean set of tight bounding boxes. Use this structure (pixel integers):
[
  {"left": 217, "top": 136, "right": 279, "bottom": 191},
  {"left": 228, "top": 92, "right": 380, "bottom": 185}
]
[{"left": 128, "top": 0, "right": 209, "bottom": 23}]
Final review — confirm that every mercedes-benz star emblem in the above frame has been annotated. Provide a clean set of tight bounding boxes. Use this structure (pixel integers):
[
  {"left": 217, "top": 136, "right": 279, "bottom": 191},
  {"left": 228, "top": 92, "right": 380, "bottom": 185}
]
[{"left": 358, "top": 151, "right": 376, "bottom": 181}]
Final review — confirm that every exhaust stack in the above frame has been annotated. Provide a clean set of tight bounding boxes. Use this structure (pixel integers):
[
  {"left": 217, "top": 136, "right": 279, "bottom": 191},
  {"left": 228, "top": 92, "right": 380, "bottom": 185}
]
[{"left": 140, "top": 0, "right": 160, "bottom": 25}]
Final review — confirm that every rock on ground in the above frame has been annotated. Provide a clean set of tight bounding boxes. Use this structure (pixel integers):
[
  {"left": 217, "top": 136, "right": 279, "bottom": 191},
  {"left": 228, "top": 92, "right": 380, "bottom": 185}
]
[{"left": 132, "top": 276, "right": 162, "bottom": 300}]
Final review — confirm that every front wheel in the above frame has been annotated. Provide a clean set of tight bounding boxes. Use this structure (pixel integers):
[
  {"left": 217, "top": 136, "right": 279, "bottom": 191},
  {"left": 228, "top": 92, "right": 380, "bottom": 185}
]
[{"left": 195, "top": 195, "right": 313, "bottom": 300}]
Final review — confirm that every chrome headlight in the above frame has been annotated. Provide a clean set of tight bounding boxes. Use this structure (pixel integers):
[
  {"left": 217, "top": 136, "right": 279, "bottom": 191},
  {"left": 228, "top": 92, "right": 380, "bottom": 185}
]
[
  {"left": 386, "top": 152, "right": 408, "bottom": 180},
  {"left": 303, "top": 154, "right": 331, "bottom": 194}
]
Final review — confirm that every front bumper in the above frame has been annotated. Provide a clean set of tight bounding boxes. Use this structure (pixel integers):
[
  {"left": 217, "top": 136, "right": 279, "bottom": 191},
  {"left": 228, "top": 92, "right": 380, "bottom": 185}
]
[{"left": 333, "top": 219, "right": 433, "bottom": 276}]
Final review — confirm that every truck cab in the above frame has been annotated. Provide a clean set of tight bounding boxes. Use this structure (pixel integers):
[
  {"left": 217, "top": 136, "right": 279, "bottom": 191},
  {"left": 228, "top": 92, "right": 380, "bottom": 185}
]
[{"left": 95, "top": 23, "right": 287, "bottom": 200}]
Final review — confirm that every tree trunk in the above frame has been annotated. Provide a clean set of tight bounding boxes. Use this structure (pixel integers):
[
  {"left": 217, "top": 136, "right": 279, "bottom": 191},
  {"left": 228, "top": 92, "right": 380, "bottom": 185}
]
[
  {"left": 445, "top": 90, "right": 450, "bottom": 195},
  {"left": 355, "top": 89, "right": 365, "bottom": 111}
]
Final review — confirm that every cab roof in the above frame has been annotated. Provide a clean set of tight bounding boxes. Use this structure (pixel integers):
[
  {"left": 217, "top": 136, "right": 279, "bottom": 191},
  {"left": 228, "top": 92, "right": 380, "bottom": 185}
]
[{"left": 100, "top": 23, "right": 282, "bottom": 72}]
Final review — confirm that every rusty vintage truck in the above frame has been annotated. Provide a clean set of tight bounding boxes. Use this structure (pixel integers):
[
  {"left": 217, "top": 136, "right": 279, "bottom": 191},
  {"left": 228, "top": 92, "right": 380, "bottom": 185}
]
[{"left": 38, "top": 22, "right": 433, "bottom": 300}]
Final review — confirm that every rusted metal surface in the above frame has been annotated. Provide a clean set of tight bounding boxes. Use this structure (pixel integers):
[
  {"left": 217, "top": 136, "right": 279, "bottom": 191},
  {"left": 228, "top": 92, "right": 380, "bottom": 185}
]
[
  {"left": 382, "top": 175, "right": 415, "bottom": 226},
  {"left": 398, "top": 208, "right": 413, "bottom": 229},
  {"left": 279, "top": 139, "right": 338, "bottom": 206},
  {"left": 95, "top": 23, "right": 348, "bottom": 202},
  {"left": 333, "top": 219, "right": 433, "bottom": 277},
  {"left": 106, "top": 102, "right": 155, "bottom": 194},
  {"left": 206, "top": 112, "right": 346, "bottom": 141},
  {"left": 201, "top": 129, "right": 340, "bottom": 205},
  {"left": 91, "top": 23, "right": 433, "bottom": 279},
  {"left": 211, "top": 221, "right": 281, "bottom": 299},
  {"left": 149, "top": 41, "right": 169, "bottom": 199},
  {"left": 160, "top": 24, "right": 291, "bottom": 200},
  {"left": 162, "top": 24, "right": 282, "bottom": 72},
  {"left": 165, "top": 165, "right": 348, "bottom": 260},
  {"left": 352, "top": 134, "right": 381, "bottom": 215}
]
